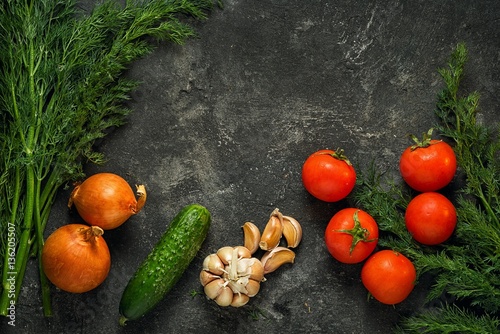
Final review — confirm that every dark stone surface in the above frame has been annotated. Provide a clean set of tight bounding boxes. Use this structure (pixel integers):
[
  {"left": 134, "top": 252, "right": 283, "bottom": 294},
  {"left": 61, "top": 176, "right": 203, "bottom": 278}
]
[{"left": 3, "top": 1, "right": 500, "bottom": 333}]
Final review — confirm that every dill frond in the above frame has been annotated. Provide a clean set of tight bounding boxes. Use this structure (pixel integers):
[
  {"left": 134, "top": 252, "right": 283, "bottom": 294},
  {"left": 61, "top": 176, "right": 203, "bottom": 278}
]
[
  {"left": 395, "top": 304, "right": 500, "bottom": 334},
  {"left": 0, "top": 0, "right": 218, "bottom": 316},
  {"left": 354, "top": 43, "right": 500, "bottom": 332}
]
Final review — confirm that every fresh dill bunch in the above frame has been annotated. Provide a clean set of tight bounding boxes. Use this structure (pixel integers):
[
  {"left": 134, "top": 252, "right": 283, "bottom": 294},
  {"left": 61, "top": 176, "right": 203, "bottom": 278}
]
[
  {"left": 394, "top": 304, "right": 500, "bottom": 334},
  {"left": 0, "top": 0, "right": 217, "bottom": 317},
  {"left": 354, "top": 43, "right": 500, "bottom": 332}
]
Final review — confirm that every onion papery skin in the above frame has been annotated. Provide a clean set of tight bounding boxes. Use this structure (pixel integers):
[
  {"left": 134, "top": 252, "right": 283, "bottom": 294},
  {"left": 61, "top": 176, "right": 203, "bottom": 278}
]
[
  {"left": 42, "top": 224, "right": 111, "bottom": 293},
  {"left": 68, "top": 173, "right": 147, "bottom": 230}
]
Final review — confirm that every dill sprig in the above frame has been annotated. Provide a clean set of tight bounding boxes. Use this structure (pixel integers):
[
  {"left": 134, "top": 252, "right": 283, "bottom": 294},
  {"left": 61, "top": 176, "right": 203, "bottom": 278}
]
[
  {"left": 354, "top": 43, "right": 500, "bottom": 332},
  {"left": 0, "top": 0, "right": 217, "bottom": 317},
  {"left": 394, "top": 304, "right": 500, "bottom": 334}
]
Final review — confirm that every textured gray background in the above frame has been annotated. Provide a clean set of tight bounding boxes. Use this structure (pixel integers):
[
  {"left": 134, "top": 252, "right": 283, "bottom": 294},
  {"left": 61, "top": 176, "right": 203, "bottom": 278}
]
[{"left": 4, "top": 1, "right": 500, "bottom": 333}]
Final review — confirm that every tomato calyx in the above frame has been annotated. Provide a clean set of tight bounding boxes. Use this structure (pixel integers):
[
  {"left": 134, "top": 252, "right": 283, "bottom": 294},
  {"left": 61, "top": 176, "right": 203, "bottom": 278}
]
[
  {"left": 323, "top": 148, "right": 352, "bottom": 166},
  {"left": 409, "top": 128, "right": 441, "bottom": 151},
  {"left": 334, "top": 210, "right": 377, "bottom": 254}
]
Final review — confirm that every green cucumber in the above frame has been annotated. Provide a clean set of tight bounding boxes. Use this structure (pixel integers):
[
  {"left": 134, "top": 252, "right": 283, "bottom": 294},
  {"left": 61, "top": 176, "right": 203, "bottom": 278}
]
[{"left": 119, "top": 203, "right": 211, "bottom": 325}]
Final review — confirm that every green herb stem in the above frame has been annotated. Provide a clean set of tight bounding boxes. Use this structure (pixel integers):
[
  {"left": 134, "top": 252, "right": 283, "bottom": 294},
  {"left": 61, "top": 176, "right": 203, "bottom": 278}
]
[
  {"left": 355, "top": 43, "right": 500, "bottom": 332},
  {"left": 0, "top": 0, "right": 217, "bottom": 317},
  {"left": 33, "top": 177, "right": 52, "bottom": 317}
]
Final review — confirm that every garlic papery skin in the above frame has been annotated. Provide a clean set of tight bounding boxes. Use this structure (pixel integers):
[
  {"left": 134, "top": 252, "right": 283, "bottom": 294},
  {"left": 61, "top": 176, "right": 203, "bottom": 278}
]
[
  {"left": 261, "top": 246, "right": 296, "bottom": 274},
  {"left": 215, "top": 286, "right": 234, "bottom": 307},
  {"left": 200, "top": 246, "right": 265, "bottom": 307},
  {"left": 231, "top": 293, "right": 250, "bottom": 307},
  {"left": 237, "top": 257, "right": 264, "bottom": 282},
  {"left": 202, "top": 253, "right": 225, "bottom": 276},
  {"left": 244, "top": 278, "right": 261, "bottom": 297},
  {"left": 259, "top": 208, "right": 284, "bottom": 251},
  {"left": 282, "top": 215, "right": 303, "bottom": 248},
  {"left": 203, "top": 278, "right": 225, "bottom": 300},
  {"left": 199, "top": 269, "right": 220, "bottom": 286},
  {"left": 242, "top": 222, "right": 261, "bottom": 254},
  {"left": 216, "top": 246, "right": 251, "bottom": 265}
]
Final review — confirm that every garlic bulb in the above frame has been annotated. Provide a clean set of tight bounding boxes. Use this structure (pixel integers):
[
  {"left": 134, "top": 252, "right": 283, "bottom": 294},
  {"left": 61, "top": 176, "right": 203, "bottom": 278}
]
[
  {"left": 201, "top": 208, "right": 303, "bottom": 308},
  {"left": 200, "top": 246, "right": 265, "bottom": 307}
]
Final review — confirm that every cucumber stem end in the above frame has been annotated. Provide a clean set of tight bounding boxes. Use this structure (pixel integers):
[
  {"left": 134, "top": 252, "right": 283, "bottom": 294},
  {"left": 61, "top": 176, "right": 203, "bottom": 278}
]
[{"left": 119, "top": 315, "right": 128, "bottom": 326}]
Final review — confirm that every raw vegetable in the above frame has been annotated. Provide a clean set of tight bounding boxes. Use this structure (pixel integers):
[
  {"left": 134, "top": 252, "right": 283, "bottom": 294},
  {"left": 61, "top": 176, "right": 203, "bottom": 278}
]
[
  {"left": 119, "top": 204, "right": 211, "bottom": 325},
  {"left": 200, "top": 246, "right": 265, "bottom": 307},
  {"left": 361, "top": 250, "right": 416, "bottom": 305},
  {"left": 259, "top": 208, "right": 284, "bottom": 251},
  {"left": 399, "top": 129, "right": 457, "bottom": 192},
  {"left": 302, "top": 149, "right": 356, "bottom": 202},
  {"left": 0, "top": 0, "right": 217, "bottom": 316},
  {"left": 260, "top": 246, "right": 296, "bottom": 274},
  {"left": 243, "top": 209, "right": 302, "bottom": 253},
  {"left": 256, "top": 208, "right": 301, "bottom": 273},
  {"left": 42, "top": 224, "right": 111, "bottom": 293},
  {"left": 405, "top": 192, "right": 457, "bottom": 245},
  {"left": 68, "top": 173, "right": 147, "bottom": 230},
  {"left": 280, "top": 215, "right": 303, "bottom": 249},
  {"left": 242, "top": 222, "right": 261, "bottom": 254},
  {"left": 200, "top": 208, "right": 302, "bottom": 308},
  {"left": 324, "top": 208, "right": 378, "bottom": 264},
  {"left": 354, "top": 43, "right": 500, "bottom": 331}
]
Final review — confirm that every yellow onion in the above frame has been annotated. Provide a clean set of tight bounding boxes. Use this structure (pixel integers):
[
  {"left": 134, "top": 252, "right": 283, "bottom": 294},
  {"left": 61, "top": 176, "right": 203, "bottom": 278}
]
[
  {"left": 68, "top": 172, "right": 147, "bottom": 230},
  {"left": 42, "top": 224, "right": 111, "bottom": 293}
]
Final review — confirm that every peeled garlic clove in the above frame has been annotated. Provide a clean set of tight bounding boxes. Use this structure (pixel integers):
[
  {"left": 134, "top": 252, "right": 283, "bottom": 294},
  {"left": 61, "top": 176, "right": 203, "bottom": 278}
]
[
  {"left": 245, "top": 279, "right": 261, "bottom": 297},
  {"left": 200, "top": 270, "right": 220, "bottom": 287},
  {"left": 242, "top": 221, "right": 261, "bottom": 254},
  {"left": 259, "top": 208, "right": 284, "bottom": 251},
  {"left": 204, "top": 278, "right": 225, "bottom": 300},
  {"left": 261, "top": 247, "right": 296, "bottom": 274},
  {"left": 231, "top": 293, "right": 250, "bottom": 307},
  {"left": 203, "top": 253, "right": 225, "bottom": 275},
  {"left": 282, "top": 215, "right": 302, "bottom": 248},
  {"left": 214, "top": 286, "right": 234, "bottom": 307}
]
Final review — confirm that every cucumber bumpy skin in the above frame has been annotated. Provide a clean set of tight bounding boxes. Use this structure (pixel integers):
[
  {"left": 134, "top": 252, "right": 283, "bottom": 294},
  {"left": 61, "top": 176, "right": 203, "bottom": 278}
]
[{"left": 119, "top": 203, "right": 211, "bottom": 325}]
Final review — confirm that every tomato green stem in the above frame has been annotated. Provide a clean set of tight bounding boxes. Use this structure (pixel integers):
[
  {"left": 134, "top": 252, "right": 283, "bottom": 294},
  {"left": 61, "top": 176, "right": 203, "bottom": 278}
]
[
  {"left": 326, "top": 148, "right": 352, "bottom": 166},
  {"left": 335, "top": 210, "right": 377, "bottom": 254},
  {"left": 410, "top": 128, "right": 436, "bottom": 150}
]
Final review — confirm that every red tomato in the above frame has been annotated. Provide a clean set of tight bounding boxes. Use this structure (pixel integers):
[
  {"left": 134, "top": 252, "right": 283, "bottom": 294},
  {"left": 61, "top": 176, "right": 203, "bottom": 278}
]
[
  {"left": 361, "top": 250, "right": 416, "bottom": 305},
  {"left": 405, "top": 192, "right": 457, "bottom": 245},
  {"left": 302, "top": 149, "right": 356, "bottom": 202},
  {"left": 399, "top": 136, "right": 456, "bottom": 192},
  {"left": 324, "top": 208, "right": 378, "bottom": 264}
]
